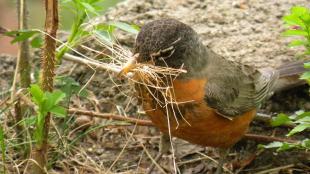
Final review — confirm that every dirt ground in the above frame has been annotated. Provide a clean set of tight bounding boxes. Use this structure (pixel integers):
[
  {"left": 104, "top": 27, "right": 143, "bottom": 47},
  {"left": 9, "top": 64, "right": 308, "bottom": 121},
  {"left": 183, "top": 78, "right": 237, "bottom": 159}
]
[{"left": 0, "top": 0, "right": 310, "bottom": 173}]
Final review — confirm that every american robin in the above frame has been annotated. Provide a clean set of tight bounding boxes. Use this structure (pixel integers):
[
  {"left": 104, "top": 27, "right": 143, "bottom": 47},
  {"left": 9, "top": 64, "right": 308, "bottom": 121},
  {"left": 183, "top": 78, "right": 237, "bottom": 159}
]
[{"left": 119, "top": 19, "right": 306, "bottom": 173}]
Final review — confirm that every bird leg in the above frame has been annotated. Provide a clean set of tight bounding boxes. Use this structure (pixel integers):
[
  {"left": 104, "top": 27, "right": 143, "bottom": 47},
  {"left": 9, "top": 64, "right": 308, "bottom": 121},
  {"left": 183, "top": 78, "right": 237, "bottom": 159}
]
[
  {"left": 215, "top": 148, "right": 229, "bottom": 174},
  {"left": 147, "top": 133, "right": 171, "bottom": 174}
]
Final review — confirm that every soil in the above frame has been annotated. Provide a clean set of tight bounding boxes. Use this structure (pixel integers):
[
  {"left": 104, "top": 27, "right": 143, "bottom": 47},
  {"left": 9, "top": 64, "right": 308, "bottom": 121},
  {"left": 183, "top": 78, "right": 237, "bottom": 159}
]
[{"left": 0, "top": 0, "right": 309, "bottom": 174}]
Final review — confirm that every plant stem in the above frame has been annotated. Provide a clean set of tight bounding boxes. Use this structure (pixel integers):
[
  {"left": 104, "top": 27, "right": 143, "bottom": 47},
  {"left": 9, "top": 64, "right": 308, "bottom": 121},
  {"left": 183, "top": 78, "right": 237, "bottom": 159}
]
[
  {"left": 56, "top": 12, "right": 86, "bottom": 62},
  {"left": 13, "top": 0, "right": 31, "bottom": 158},
  {"left": 29, "top": 0, "right": 58, "bottom": 173},
  {"left": 17, "top": 0, "right": 31, "bottom": 89}
]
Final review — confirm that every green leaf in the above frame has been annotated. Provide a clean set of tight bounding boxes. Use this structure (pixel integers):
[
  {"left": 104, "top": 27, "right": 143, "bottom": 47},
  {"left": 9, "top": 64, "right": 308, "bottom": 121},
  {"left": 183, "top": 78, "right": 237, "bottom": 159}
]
[
  {"left": 277, "top": 143, "right": 294, "bottom": 151},
  {"left": 287, "top": 123, "right": 310, "bottom": 136},
  {"left": 31, "top": 36, "right": 43, "bottom": 48},
  {"left": 288, "top": 40, "right": 307, "bottom": 47},
  {"left": 295, "top": 116, "right": 310, "bottom": 124},
  {"left": 300, "top": 71, "right": 310, "bottom": 80},
  {"left": 10, "top": 30, "right": 39, "bottom": 43},
  {"left": 301, "top": 139, "right": 310, "bottom": 148},
  {"left": 94, "top": 30, "right": 115, "bottom": 46},
  {"left": 29, "top": 84, "right": 44, "bottom": 106},
  {"left": 23, "top": 116, "right": 37, "bottom": 126},
  {"left": 50, "top": 106, "right": 67, "bottom": 117},
  {"left": 304, "top": 62, "right": 310, "bottom": 69},
  {"left": 271, "top": 113, "right": 291, "bottom": 126},
  {"left": 259, "top": 141, "right": 300, "bottom": 152},
  {"left": 262, "top": 141, "right": 283, "bottom": 149},
  {"left": 81, "top": 2, "right": 99, "bottom": 15},
  {"left": 56, "top": 76, "right": 88, "bottom": 99},
  {"left": 44, "top": 90, "right": 66, "bottom": 110},
  {"left": 109, "top": 22, "right": 140, "bottom": 35},
  {"left": 291, "top": 6, "right": 309, "bottom": 17},
  {"left": 282, "top": 15, "right": 305, "bottom": 28},
  {"left": 295, "top": 111, "right": 310, "bottom": 120},
  {"left": 282, "top": 29, "right": 308, "bottom": 36}
]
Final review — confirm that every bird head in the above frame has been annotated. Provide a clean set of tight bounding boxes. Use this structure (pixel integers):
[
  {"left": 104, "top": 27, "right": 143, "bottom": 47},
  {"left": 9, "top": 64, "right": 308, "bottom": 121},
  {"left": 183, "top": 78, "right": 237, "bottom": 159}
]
[{"left": 119, "top": 19, "right": 207, "bottom": 78}]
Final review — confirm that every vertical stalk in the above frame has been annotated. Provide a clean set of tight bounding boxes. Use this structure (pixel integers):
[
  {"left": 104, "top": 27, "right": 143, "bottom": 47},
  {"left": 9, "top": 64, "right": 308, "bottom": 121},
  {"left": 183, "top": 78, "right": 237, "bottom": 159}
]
[
  {"left": 17, "top": 0, "right": 31, "bottom": 88},
  {"left": 29, "top": 0, "right": 58, "bottom": 173},
  {"left": 12, "top": 0, "right": 31, "bottom": 100},
  {"left": 14, "top": 0, "right": 31, "bottom": 149}
]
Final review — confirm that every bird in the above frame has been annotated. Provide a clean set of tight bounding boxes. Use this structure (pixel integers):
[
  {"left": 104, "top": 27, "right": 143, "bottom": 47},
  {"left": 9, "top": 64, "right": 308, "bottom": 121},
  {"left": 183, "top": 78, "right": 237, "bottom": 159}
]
[{"left": 119, "top": 18, "right": 306, "bottom": 173}]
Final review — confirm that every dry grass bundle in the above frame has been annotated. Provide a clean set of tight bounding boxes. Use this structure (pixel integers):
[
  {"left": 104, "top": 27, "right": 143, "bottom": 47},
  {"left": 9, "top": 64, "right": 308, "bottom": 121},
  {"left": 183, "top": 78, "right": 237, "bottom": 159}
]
[{"left": 86, "top": 33, "right": 191, "bottom": 125}]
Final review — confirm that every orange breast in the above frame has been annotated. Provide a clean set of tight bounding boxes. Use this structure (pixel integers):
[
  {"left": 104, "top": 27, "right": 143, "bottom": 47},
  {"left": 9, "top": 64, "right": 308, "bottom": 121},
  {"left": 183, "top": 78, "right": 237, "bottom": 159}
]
[{"left": 137, "top": 78, "right": 256, "bottom": 148}]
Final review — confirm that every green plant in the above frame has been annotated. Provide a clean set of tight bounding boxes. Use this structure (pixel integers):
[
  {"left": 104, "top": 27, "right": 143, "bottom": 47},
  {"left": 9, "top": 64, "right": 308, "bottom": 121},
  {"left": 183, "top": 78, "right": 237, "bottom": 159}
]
[
  {"left": 55, "top": 76, "right": 88, "bottom": 100},
  {"left": 260, "top": 111, "right": 310, "bottom": 151},
  {"left": 5, "top": 30, "right": 43, "bottom": 48},
  {"left": 5, "top": 0, "right": 139, "bottom": 63},
  {"left": 261, "top": 6, "right": 310, "bottom": 152},
  {"left": 29, "top": 84, "right": 66, "bottom": 146},
  {"left": 282, "top": 6, "right": 310, "bottom": 83},
  {"left": 283, "top": 6, "right": 310, "bottom": 54},
  {"left": 57, "top": 0, "right": 138, "bottom": 61}
]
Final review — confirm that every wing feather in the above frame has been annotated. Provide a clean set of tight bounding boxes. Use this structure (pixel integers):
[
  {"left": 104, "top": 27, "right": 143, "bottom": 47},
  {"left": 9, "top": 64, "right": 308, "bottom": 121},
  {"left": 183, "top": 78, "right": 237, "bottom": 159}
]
[{"left": 204, "top": 50, "right": 278, "bottom": 118}]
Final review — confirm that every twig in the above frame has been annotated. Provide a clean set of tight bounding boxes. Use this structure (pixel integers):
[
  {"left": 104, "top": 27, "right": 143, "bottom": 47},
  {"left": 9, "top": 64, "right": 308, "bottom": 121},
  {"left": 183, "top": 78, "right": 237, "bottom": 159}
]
[
  {"left": 256, "top": 164, "right": 295, "bottom": 174},
  {"left": 0, "top": 97, "right": 10, "bottom": 107},
  {"left": 0, "top": 26, "right": 8, "bottom": 34},
  {"left": 68, "top": 108, "right": 153, "bottom": 126},
  {"left": 62, "top": 53, "right": 123, "bottom": 74},
  {"left": 243, "top": 133, "right": 297, "bottom": 143}
]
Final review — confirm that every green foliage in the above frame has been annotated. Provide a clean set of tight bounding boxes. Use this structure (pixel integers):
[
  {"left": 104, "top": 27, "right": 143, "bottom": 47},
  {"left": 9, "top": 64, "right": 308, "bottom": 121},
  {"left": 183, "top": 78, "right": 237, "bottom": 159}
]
[
  {"left": 57, "top": 0, "right": 138, "bottom": 61},
  {"left": 272, "top": 111, "right": 310, "bottom": 136},
  {"left": 282, "top": 6, "right": 310, "bottom": 53},
  {"left": 261, "top": 5, "right": 310, "bottom": 155},
  {"left": 93, "top": 22, "right": 139, "bottom": 45},
  {"left": 109, "top": 21, "right": 140, "bottom": 35},
  {"left": 259, "top": 139, "right": 309, "bottom": 152},
  {"left": 283, "top": 6, "right": 310, "bottom": 83},
  {"left": 263, "top": 111, "right": 310, "bottom": 151},
  {"left": 55, "top": 76, "right": 88, "bottom": 100},
  {"left": 4, "top": 30, "right": 43, "bottom": 48},
  {"left": 29, "top": 84, "right": 67, "bottom": 146},
  {"left": 270, "top": 113, "right": 292, "bottom": 126},
  {"left": 57, "top": 0, "right": 109, "bottom": 61}
]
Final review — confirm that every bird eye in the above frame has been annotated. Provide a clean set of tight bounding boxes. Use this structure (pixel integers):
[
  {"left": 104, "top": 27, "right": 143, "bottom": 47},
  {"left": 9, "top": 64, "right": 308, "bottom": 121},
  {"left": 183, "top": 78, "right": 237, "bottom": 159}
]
[{"left": 151, "top": 46, "right": 175, "bottom": 61}]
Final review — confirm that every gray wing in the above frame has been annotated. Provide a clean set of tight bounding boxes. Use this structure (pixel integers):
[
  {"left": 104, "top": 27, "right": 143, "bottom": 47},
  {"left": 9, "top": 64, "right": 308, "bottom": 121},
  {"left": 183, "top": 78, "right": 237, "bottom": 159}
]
[{"left": 204, "top": 51, "right": 279, "bottom": 118}]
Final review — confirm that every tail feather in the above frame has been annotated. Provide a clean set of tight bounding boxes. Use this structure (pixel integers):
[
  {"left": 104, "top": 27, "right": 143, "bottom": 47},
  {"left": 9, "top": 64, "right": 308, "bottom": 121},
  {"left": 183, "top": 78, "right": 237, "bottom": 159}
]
[
  {"left": 277, "top": 61, "right": 306, "bottom": 77},
  {"left": 273, "top": 60, "right": 308, "bottom": 92}
]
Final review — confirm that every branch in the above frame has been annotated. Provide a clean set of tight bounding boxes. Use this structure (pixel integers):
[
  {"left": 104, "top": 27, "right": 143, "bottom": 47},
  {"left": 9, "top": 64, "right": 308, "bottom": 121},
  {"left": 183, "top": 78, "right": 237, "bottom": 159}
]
[
  {"left": 62, "top": 53, "right": 122, "bottom": 74},
  {"left": 0, "top": 26, "right": 8, "bottom": 34},
  {"left": 243, "top": 133, "right": 297, "bottom": 143},
  {"left": 68, "top": 108, "right": 153, "bottom": 126}
]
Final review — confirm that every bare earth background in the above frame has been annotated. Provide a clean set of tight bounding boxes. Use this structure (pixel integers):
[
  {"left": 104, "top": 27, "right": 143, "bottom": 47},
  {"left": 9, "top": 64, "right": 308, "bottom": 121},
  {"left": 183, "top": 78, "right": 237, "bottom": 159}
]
[{"left": 0, "top": 0, "right": 309, "bottom": 173}]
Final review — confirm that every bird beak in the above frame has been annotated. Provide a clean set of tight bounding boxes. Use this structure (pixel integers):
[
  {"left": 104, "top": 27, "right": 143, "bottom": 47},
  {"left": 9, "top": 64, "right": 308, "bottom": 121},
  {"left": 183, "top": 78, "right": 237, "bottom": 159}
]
[{"left": 118, "top": 53, "right": 139, "bottom": 76}]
